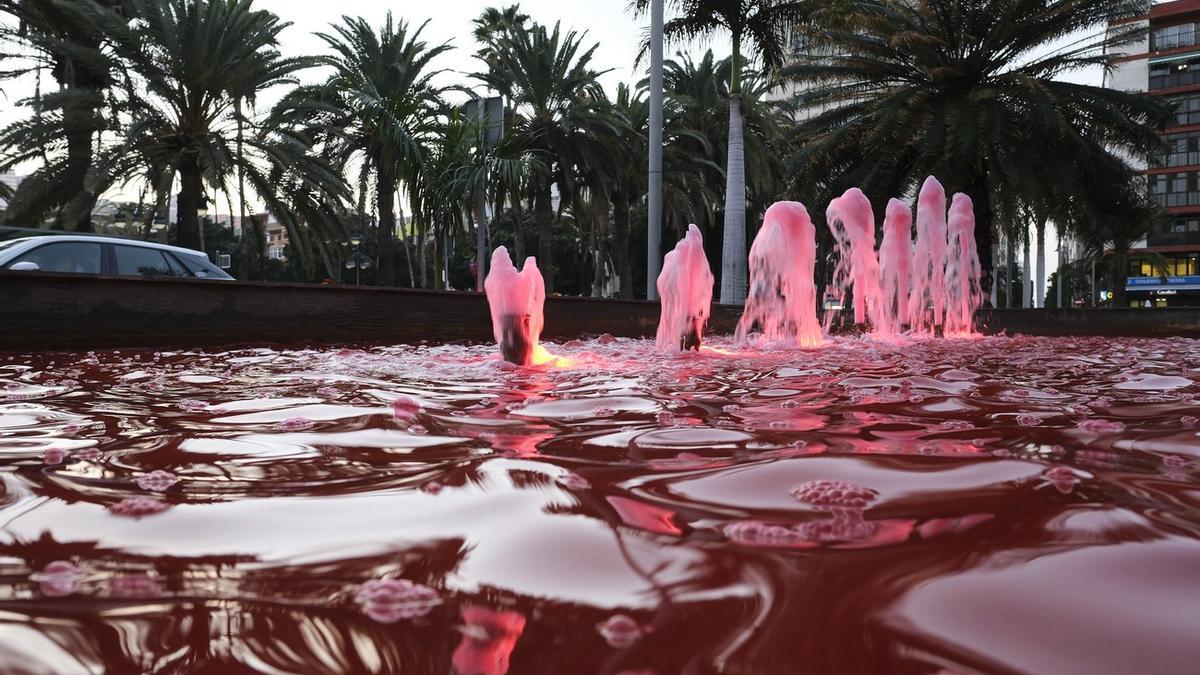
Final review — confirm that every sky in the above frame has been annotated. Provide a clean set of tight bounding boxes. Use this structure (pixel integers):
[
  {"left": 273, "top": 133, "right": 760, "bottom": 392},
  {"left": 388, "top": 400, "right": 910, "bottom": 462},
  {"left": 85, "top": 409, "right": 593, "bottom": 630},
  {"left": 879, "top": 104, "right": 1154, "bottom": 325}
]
[{"left": 254, "top": 0, "right": 693, "bottom": 93}]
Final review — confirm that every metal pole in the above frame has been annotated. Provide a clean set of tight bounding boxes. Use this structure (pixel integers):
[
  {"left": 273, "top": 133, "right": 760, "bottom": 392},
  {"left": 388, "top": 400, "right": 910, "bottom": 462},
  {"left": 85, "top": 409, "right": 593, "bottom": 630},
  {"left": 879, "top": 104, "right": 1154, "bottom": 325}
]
[
  {"left": 646, "top": 0, "right": 664, "bottom": 301},
  {"left": 475, "top": 190, "right": 488, "bottom": 292},
  {"left": 475, "top": 100, "right": 489, "bottom": 293}
]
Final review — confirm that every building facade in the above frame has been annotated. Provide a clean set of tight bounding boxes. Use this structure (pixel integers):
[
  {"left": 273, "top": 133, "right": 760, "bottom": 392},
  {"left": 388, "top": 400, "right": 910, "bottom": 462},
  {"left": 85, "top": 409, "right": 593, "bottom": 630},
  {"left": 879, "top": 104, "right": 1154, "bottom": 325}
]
[{"left": 1106, "top": 0, "right": 1200, "bottom": 306}]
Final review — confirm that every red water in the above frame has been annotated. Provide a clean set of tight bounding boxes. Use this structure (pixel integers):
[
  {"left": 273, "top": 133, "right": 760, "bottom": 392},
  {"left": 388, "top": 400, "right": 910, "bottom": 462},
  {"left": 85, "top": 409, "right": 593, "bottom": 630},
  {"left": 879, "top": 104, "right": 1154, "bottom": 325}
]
[{"left": 1, "top": 335, "right": 1199, "bottom": 674}]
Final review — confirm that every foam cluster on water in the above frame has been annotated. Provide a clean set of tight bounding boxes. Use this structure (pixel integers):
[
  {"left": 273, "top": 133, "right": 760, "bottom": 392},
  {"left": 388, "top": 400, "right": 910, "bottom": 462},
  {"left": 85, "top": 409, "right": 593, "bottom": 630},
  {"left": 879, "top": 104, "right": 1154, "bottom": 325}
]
[{"left": 656, "top": 224, "right": 714, "bottom": 351}]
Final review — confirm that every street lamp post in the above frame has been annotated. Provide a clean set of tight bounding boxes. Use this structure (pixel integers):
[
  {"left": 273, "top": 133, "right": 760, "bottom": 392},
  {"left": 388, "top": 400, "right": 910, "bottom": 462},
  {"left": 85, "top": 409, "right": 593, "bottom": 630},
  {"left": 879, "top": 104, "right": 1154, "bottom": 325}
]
[
  {"left": 647, "top": 0, "right": 664, "bottom": 301},
  {"left": 346, "top": 233, "right": 365, "bottom": 286}
]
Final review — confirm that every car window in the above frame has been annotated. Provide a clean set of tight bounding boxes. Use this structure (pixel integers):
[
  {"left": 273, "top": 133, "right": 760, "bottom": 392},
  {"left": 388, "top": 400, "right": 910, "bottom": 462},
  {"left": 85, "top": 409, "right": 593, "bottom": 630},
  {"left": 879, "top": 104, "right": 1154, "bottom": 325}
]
[
  {"left": 176, "top": 253, "right": 233, "bottom": 279},
  {"left": 114, "top": 245, "right": 180, "bottom": 277},
  {"left": 8, "top": 242, "right": 102, "bottom": 274},
  {"left": 161, "top": 252, "right": 189, "bottom": 277}
]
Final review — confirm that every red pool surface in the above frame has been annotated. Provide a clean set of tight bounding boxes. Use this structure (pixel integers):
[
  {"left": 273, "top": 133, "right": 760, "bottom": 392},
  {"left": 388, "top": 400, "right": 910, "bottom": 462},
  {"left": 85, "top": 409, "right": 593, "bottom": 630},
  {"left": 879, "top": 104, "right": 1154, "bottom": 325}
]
[{"left": 1, "top": 335, "right": 1198, "bottom": 674}]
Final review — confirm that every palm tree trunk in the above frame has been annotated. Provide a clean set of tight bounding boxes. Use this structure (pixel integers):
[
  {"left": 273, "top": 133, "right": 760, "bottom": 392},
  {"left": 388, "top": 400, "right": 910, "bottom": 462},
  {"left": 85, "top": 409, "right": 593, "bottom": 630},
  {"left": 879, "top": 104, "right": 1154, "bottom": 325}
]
[
  {"left": 433, "top": 223, "right": 445, "bottom": 290},
  {"left": 1057, "top": 231, "right": 1066, "bottom": 309},
  {"left": 534, "top": 181, "right": 554, "bottom": 292},
  {"left": 1111, "top": 245, "right": 1130, "bottom": 309},
  {"left": 719, "top": 95, "right": 748, "bottom": 305},
  {"left": 315, "top": 237, "right": 338, "bottom": 281},
  {"left": 62, "top": 97, "right": 96, "bottom": 233},
  {"left": 177, "top": 155, "right": 203, "bottom": 251},
  {"left": 418, "top": 218, "right": 428, "bottom": 288},
  {"left": 1005, "top": 233, "right": 1015, "bottom": 309},
  {"left": 589, "top": 193, "right": 605, "bottom": 297},
  {"left": 377, "top": 175, "right": 397, "bottom": 286},
  {"left": 1035, "top": 217, "right": 1047, "bottom": 309},
  {"left": 398, "top": 205, "right": 415, "bottom": 287},
  {"left": 990, "top": 242, "right": 999, "bottom": 309},
  {"left": 964, "top": 177, "right": 995, "bottom": 303},
  {"left": 1021, "top": 228, "right": 1031, "bottom": 308},
  {"left": 611, "top": 188, "right": 634, "bottom": 299},
  {"left": 510, "top": 189, "right": 526, "bottom": 263}
]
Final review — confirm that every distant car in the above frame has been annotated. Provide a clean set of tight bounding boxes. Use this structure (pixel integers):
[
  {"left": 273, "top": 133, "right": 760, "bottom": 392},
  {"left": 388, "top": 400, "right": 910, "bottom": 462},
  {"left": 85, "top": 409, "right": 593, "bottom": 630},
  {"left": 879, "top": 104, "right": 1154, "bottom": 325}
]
[{"left": 0, "top": 235, "right": 234, "bottom": 280}]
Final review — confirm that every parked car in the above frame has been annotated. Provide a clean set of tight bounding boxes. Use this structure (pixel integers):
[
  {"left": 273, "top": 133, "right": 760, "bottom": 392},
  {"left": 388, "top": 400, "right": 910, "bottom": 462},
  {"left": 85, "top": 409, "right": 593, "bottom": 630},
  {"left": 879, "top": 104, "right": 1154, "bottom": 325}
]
[{"left": 0, "top": 235, "right": 234, "bottom": 280}]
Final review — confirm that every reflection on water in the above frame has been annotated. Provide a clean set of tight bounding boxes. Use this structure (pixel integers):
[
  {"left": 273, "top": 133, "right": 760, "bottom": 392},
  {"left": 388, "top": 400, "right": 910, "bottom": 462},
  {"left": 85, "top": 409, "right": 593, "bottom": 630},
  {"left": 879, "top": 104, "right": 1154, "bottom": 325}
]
[{"left": 0, "top": 335, "right": 1198, "bottom": 673}]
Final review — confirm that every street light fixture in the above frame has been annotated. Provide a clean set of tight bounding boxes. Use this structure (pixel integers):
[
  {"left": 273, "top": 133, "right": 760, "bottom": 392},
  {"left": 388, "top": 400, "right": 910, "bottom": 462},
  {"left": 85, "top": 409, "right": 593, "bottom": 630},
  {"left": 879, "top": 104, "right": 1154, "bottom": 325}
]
[{"left": 346, "top": 231, "right": 366, "bottom": 285}]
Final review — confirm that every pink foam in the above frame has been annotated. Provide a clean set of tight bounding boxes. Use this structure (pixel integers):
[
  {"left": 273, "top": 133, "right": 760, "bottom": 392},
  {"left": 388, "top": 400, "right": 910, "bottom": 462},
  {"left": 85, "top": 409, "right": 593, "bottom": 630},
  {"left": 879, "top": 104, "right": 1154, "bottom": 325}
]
[
  {"left": 34, "top": 560, "right": 85, "bottom": 597},
  {"left": 354, "top": 578, "right": 442, "bottom": 623},
  {"left": 597, "top": 614, "right": 646, "bottom": 649},
  {"left": 792, "top": 479, "right": 879, "bottom": 509},
  {"left": 136, "top": 470, "right": 178, "bottom": 491}
]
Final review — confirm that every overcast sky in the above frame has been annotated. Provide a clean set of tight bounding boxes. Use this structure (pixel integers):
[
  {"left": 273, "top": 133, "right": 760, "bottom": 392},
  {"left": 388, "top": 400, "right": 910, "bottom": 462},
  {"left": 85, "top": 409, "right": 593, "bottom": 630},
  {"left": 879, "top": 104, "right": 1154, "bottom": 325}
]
[{"left": 254, "top": 0, "right": 693, "bottom": 92}]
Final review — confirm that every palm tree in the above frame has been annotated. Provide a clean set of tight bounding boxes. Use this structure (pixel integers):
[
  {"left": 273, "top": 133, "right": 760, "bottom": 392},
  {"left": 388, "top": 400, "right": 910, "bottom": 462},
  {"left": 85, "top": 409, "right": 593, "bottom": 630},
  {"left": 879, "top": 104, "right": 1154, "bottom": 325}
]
[
  {"left": 316, "top": 14, "right": 451, "bottom": 287},
  {"left": 785, "top": 0, "right": 1170, "bottom": 298},
  {"left": 0, "top": 0, "right": 120, "bottom": 230},
  {"left": 665, "top": 52, "right": 788, "bottom": 235},
  {"left": 82, "top": 0, "right": 322, "bottom": 253},
  {"left": 633, "top": 0, "right": 818, "bottom": 304},
  {"left": 1062, "top": 172, "right": 1160, "bottom": 309},
  {"left": 472, "top": 4, "right": 530, "bottom": 83},
  {"left": 475, "top": 21, "right": 616, "bottom": 293}
]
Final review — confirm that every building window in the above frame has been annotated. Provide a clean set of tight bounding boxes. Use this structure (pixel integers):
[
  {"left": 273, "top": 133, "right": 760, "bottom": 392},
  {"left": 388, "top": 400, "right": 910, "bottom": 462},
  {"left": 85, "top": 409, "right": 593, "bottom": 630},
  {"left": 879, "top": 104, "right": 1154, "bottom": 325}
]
[
  {"left": 1129, "top": 257, "right": 1152, "bottom": 277},
  {"left": 1153, "top": 22, "right": 1200, "bottom": 51},
  {"left": 1163, "top": 131, "right": 1200, "bottom": 166},
  {"left": 1151, "top": 171, "right": 1200, "bottom": 206},
  {"left": 1167, "top": 93, "right": 1200, "bottom": 126},
  {"left": 1150, "top": 56, "right": 1200, "bottom": 90}
]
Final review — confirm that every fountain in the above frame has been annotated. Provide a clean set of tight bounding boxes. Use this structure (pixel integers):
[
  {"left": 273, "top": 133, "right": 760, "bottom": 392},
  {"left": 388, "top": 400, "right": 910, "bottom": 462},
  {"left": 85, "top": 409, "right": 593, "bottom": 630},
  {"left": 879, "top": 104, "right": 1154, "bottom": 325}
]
[
  {"left": 944, "top": 193, "right": 983, "bottom": 336},
  {"left": 825, "top": 187, "right": 887, "bottom": 334},
  {"left": 909, "top": 176, "right": 949, "bottom": 333},
  {"left": 736, "top": 201, "right": 822, "bottom": 347},
  {"left": 656, "top": 224, "right": 714, "bottom": 351},
  {"left": 878, "top": 198, "right": 913, "bottom": 336},
  {"left": 4, "top": 177, "right": 1195, "bottom": 675},
  {"left": 727, "top": 176, "right": 979, "bottom": 340},
  {"left": 483, "top": 246, "right": 545, "bottom": 365}
]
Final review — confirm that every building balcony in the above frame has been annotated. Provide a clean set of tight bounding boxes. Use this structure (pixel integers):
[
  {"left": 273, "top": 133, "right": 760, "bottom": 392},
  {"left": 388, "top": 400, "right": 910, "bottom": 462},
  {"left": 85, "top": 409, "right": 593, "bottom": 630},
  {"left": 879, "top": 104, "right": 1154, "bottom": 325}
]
[{"left": 1148, "top": 229, "right": 1200, "bottom": 246}]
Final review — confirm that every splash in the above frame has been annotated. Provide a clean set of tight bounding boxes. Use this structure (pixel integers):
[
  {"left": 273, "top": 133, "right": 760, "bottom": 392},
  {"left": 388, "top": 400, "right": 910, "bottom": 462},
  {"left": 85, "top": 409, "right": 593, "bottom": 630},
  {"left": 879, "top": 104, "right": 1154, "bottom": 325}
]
[
  {"left": 736, "top": 201, "right": 821, "bottom": 347},
  {"left": 656, "top": 224, "right": 714, "bottom": 351},
  {"left": 944, "top": 194, "right": 983, "bottom": 337},
  {"left": 908, "top": 176, "right": 948, "bottom": 333},
  {"left": 878, "top": 198, "right": 913, "bottom": 336},
  {"left": 825, "top": 188, "right": 886, "bottom": 333},
  {"left": 484, "top": 246, "right": 545, "bottom": 365}
]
